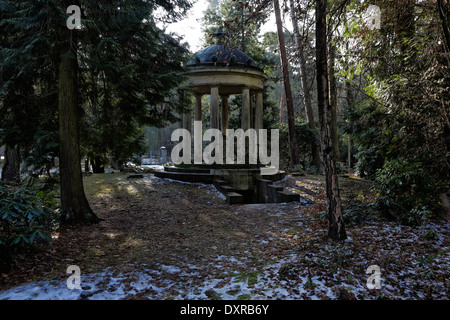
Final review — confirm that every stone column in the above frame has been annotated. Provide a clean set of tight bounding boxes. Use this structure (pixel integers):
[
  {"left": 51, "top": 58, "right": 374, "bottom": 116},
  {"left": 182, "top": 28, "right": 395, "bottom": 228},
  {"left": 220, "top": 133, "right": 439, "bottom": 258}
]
[
  {"left": 250, "top": 93, "right": 254, "bottom": 129},
  {"left": 182, "top": 106, "right": 192, "bottom": 162},
  {"left": 194, "top": 94, "right": 202, "bottom": 121},
  {"left": 193, "top": 94, "right": 203, "bottom": 164},
  {"left": 221, "top": 95, "right": 229, "bottom": 132},
  {"left": 182, "top": 112, "right": 192, "bottom": 134},
  {"left": 210, "top": 86, "right": 220, "bottom": 129},
  {"left": 255, "top": 91, "right": 263, "bottom": 131},
  {"left": 241, "top": 87, "right": 250, "bottom": 130}
]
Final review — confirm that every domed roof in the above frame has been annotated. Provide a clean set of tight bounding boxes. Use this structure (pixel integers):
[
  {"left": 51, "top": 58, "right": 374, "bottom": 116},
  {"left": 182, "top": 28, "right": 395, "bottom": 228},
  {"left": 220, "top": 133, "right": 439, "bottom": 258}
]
[{"left": 186, "top": 44, "right": 260, "bottom": 70}]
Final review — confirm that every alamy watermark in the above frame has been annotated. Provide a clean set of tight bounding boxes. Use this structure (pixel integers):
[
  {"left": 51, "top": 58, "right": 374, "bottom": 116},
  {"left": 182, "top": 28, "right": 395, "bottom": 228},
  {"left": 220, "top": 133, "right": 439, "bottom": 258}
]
[
  {"left": 66, "top": 4, "right": 380, "bottom": 31},
  {"left": 66, "top": 5, "right": 81, "bottom": 30},
  {"left": 65, "top": 264, "right": 381, "bottom": 293},
  {"left": 366, "top": 265, "right": 382, "bottom": 289},
  {"left": 66, "top": 265, "right": 81, "bottom": 290},
  {"left": 171, "top": 121, "right": 279, "bottom": 175},
  {"left": 364, "top": 5, "right": 381, "bottom": 30}
]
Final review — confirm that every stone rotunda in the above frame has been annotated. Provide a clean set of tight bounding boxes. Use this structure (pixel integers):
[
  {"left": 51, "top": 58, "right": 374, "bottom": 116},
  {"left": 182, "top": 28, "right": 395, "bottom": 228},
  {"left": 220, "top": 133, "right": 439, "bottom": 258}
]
[
  {"left": 180, "top": 27, "right": 267, "bottom": 134},
  {"left": 155, "top": 29, "right": 300, "bottom": 205}
]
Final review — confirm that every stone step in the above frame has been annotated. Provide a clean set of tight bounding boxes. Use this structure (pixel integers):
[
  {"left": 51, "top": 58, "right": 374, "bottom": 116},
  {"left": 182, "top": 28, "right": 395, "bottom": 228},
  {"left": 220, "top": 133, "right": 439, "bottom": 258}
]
[
  {"left": 154, "top": 166, "right": 296, "bottom": 204},
  {"left": 277, "top": 191, "right": 300, "bottom": 203},
  {"left": 164, "top": 166, "right": 210, "bottom": 174},
  {"left": 221, "top": 185, "right": 235, "bottom": 193},
  {"left": 127, "top": 174, "right": 143, "bottom": 179},
  {"left": 213, "top": 179, "right": 227, "bottom": 187},
  {"left": 154, "top": 170, "right": 212, "bottom": 183},
  {"left": 261, "top": 170, "right": 286, "bottom": 181},
  {"left": 212, "top": 179, "right": 235, "bottom": 196},
  {"left": 256, "top": 178, "right": 273, "bottom": 203},
  {"left": 226, "top": 192, "right": 244, "bottom": 205},
  {"left": 267, "top": 185, "right": 284, "bottom": 203}
]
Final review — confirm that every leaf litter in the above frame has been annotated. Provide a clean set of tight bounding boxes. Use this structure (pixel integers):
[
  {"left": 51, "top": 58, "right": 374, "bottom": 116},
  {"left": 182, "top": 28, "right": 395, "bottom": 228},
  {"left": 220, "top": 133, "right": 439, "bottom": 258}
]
[{"left": 0, "top": 173, "right": 448, "bottom": 300}]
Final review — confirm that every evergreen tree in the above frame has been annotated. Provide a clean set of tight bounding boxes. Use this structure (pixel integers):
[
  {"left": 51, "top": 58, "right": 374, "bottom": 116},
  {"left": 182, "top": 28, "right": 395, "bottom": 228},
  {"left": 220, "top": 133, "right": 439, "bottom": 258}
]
[
  {"left": 0, "top": 0, "right": 192, "bottom": 223},
  {"left": 0, "top": 0, "right": 59, "bottom": 182}
]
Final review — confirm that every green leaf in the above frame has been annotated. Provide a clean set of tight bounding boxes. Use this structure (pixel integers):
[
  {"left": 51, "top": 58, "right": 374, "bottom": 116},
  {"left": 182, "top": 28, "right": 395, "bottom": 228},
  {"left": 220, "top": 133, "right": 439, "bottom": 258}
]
[{"left": 10, "top": 235, "right": 22, "bottom": 246}]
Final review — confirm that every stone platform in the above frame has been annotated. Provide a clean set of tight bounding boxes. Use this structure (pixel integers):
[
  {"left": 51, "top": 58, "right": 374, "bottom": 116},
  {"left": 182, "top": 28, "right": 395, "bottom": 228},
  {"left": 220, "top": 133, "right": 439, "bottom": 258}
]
[{"left": 154, "top": 164, "right": 300, "bottom": 205}]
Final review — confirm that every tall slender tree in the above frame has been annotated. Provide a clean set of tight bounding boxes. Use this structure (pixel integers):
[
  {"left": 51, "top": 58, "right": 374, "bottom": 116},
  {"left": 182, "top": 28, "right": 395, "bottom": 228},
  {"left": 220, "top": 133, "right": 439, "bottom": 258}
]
[
  {"left": 289, "top": 0, "right": 321, "bottom": 169},
  {"left": 328, "top": 36, "right": 340, "bottom": 162},
  {"left": 274, "top": 0, "right": 298, "bottom": 166},
  {"left": 345, "top": 80, "right": 354, "bottom": 169},
  {"left": 315, "top": 0, "right": 346, "bottom": 240},
  {"left": 437, "top": 0, "right": 450, "bottom": 55}
]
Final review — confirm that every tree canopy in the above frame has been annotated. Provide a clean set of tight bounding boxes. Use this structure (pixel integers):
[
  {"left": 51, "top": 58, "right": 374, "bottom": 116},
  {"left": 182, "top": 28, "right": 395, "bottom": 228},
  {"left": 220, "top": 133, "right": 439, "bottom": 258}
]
[
  {"left": 1, "top": 0, "right": 193, "bottom": 222},
  {"left": 1, "top": 0, "right": 449, "bottom": 230}
]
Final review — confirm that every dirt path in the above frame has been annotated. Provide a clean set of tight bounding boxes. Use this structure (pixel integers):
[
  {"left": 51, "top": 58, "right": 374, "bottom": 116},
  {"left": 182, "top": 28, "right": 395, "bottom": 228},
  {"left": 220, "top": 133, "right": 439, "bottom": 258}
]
[{"left": 79, "top": 174, "right": 312, "bottom": 283}]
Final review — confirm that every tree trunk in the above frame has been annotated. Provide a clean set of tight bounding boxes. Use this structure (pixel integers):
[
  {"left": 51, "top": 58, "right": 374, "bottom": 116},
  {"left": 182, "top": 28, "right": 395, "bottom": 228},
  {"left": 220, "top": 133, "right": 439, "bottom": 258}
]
[
  {"left": 1, "top": 146, "right": 20, "bottom": 183},
  {"left": 58, "top": 27, "right": 99, "bottom": 224},
  {"left": 315, "top": 0, "right": 346, "bottom": 241},
  {"left": 91, "top": 156, "right": 105, "bottom": 173},
  {"left": 118, "top": 159, "right": 124, "bottom": 172},
  {"left": 279, "top": 89, "right": 286, "bottom": 124},
  {"left": 84, "top": 158, "right": 90, "bottom": 173},
  {"left": 241, "top": 1, "right": 246, "bottom": 52},
  {"left": 346, "top": 81, "right": 354, "bottom": 169},
  {"left": 437, "top": 0, "right": 450, "bottom": 55},
  {"left": 274, "top": 0, "right": 299, "bottom": 166},
  {"left": 0, "top": 244, "right": 11, "bottom": 274},
  {"left": 328, "top": 39, "right": 340, "bottom": 162},
  {"left": 289, "top": 0, "right": 321, "bottom": 170}
]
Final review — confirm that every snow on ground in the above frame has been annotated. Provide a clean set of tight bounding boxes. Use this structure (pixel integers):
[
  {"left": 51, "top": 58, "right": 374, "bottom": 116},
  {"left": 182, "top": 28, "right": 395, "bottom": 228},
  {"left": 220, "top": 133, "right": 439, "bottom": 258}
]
[
  {"left": 1, "top": 173, "right": 448, "bottom": 300},
  {"left": 1, "top": 223, "right": 448, "bottom": 301},
  {"left": 0, "top": 255, "right": 337, "bottom": 300},
  {"left": 140, "top": 165, "right": 165, "bottom": 171},
  {"left": 148, "top": 175, "right": 227, "bottom": 200}
]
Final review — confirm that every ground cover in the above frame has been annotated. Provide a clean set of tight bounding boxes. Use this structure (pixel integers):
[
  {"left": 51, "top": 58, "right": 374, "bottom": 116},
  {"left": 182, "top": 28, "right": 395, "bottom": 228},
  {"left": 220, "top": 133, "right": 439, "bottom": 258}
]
[{"left": 0, "top": 172, "right": 448, "bottom": 300}]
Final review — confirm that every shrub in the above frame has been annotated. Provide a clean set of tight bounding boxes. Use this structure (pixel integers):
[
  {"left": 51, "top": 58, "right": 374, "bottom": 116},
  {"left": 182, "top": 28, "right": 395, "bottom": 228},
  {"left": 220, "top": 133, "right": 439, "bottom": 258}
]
[
  {"left": 354, "top": 146, "right": 384, "bottom": 179},
  {"left": 373, "top": 160, "right": 443, "bottom": 225},
  {"left": 342, "top": 199, "right": 373, "bottom": 227},
  {"left": 0, "top": 183, "right": 59, "bottom": 257},
  {"left": 275, "top": 120, "right": 320, "bottom": 170}
]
